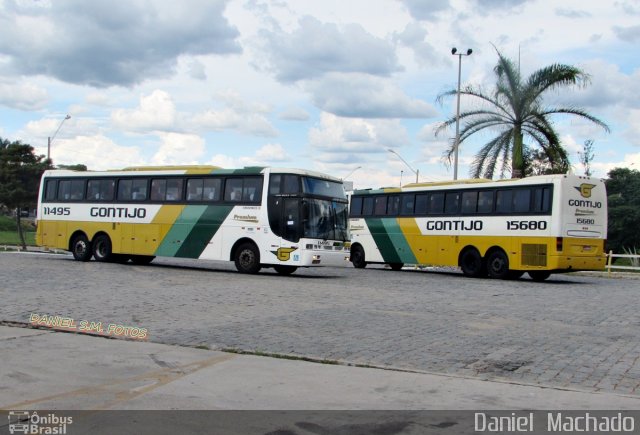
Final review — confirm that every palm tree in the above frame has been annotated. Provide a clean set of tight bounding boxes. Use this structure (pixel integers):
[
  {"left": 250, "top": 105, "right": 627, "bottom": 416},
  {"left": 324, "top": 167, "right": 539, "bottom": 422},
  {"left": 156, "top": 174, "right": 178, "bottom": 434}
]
[{"left": 436, "top": 47, "right": 610, "bottom": 179}]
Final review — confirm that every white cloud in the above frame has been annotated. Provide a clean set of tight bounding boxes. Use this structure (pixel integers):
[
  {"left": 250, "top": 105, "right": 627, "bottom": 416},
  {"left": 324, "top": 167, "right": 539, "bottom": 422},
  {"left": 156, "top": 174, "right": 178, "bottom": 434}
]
[
  {"left": 0, "top": 0, "right": 240, "bottom": 87},
  {"left": 308, "top": 73, "right": 438, "bottom": 118},
  {"left": 111, "top": 90, "right": 177, "bottom": 132},
  {"left": 308, "top": 112, "right": 411, "bottom": 156},
  {"left": 34, "top": 135, "right": 145, "bottom": 170},
  {"left": 191, "top": 90, "right": 278, "bottom": 137},
  {"left": 207, "top": 143, "right": 290, "bottom": 167},
  {"left": 259, "top": 15, "right": 401, "bottom": 83},
  {"left": 151, "top": 132, "right": 205, "bottom": 165},
  {"left": 278, "top": 107, "right": 310, "bottom": 121},
  {"left": 255, "top": 143, "right": 290, "bottom": 162},
  {"left": 0, "top": 80, "right": 48, "bottom": 110}
]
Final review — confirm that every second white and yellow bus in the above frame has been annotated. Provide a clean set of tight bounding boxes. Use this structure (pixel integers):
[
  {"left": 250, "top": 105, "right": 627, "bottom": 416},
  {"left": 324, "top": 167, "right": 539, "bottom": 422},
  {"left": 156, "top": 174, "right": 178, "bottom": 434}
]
[
  {"left": 36, "top": 166, "right": 350, "bottom": 274},
  {"left": 349, "top": 174, "right": 607, "bottom": 281}
]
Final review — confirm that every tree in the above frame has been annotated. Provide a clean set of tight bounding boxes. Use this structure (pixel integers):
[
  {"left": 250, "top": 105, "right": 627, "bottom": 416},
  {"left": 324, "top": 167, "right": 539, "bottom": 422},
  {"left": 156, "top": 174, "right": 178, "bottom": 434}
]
[
  {"left": 0, "top": 139, "right": 51, "bottom": 249},
  {"left": 605, "top": 167, "right": 640, "bottom": 253},
  {"left": 58, "top": 164, "right": 87, "bottom": 171},
  {"left": 578, "top": 139, "right": 595, "bottom": 177},
  {"left": 436, "top": 46, "right": 610, "bottom": 179},
  {"left": 523, "top": 146, "right": 570, "bottom": 176}
]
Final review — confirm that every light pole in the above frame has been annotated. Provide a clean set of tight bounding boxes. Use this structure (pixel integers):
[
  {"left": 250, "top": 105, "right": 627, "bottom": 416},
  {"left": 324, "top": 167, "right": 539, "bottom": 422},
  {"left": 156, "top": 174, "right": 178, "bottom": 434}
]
[
  {"left": 341, "top": 166, "right": 362, "bottom": 180},
  {"left": 47, "top": 114, "right": 71, "bottom": 161},
  {"left": 387, "top": 149, "right": 419, "bottom": 183},
  {"left": 451, "top": 47, "right": 472, "bottom": 180}
]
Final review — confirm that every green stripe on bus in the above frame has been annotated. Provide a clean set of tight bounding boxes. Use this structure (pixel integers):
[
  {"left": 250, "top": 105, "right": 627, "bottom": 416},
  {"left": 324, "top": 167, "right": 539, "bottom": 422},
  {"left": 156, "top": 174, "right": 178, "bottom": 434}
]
[
  {"left": 174, "top": 205, "right": 235, "bottom": 258},
  {"left": 381, "top": 218, "right": 418, "bottom": 264},
  {"left": 366, "top": 218, "right": 417, "bottom": 265},
  {"left": 155, "top": 205, "right": 208, "bottom": 257}
]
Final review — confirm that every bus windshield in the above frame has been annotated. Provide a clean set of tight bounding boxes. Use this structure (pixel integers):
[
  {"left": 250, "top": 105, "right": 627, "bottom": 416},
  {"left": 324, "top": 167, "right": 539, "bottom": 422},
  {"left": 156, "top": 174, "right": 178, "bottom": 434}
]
[
  {"left": 303, "top": 199, "right": 349, "bottom": 241},
  {"left": 302, "top": 177, "right": 345, "bottom": 199}
]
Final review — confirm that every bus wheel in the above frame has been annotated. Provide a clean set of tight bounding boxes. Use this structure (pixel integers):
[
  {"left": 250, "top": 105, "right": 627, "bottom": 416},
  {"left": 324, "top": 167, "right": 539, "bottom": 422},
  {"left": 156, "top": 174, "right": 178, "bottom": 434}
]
[
  {"left": 486, "top": 250, "right": 510, "bottom": 279},
  {"left": 92, "top": 234, "right": 113, "bottom": 262},
  {"left": 389, "top": 263, "right": 404, "bottom": 271},
  {"left": 131, "top": 255, "right": 155, "bottom": 265},
  {"left": 274, "top": 265, "right": 297, "bottom": 275},
  {"left": 71, "top": 234, "right": 92, "bottom": 262},
  {"left": 235, "top": 242, "right": 261, "bottom": 274},
  {"left": 460, "top": 248, "right": 485, "bottom": 278},
  {"left": 529, "top": 271, "right": 551, "bottom": 282},
  {"left": 350, "top": 245, "right": 367, "bottom": 269}
]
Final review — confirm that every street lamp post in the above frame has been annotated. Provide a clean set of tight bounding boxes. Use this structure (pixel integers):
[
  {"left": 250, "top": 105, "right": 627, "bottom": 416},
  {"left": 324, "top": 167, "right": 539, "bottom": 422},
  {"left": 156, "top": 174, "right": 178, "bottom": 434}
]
[
  {"left": 341, "top": 166, "right": 362, "bottom": 180},
  {"left": 451, "top": 47, "right": 472, "bottom": 180},
  {"left": 47, "top": 114, "right": 71, "bottom": 161},
  {"left": 387, "top": 149, "right": 419, "bottom": 183}
]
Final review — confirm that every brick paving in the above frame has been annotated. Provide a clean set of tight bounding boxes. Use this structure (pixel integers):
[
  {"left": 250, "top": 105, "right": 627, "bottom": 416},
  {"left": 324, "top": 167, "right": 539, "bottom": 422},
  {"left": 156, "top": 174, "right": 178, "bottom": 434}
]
[{"left": 1, "top": 252, "right": 639, "bottom": 396}]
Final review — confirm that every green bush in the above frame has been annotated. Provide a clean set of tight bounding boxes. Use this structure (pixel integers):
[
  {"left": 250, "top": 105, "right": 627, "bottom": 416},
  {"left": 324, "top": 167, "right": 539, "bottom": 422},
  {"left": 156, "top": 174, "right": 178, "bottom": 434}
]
[{"left": 0, "top": 215, "right": 35, "bottom": 232}]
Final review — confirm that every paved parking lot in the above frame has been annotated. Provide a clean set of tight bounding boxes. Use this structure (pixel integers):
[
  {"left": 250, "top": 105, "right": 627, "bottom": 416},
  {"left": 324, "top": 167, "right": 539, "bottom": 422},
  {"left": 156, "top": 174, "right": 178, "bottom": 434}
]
[{"left": 1, "top": 252, "right": 639, "bottom": 397}]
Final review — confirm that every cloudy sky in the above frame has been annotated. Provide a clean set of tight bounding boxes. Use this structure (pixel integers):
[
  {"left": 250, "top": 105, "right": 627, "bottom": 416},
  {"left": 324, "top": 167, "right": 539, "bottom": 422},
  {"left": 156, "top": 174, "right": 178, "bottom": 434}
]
[{"left": 1, "top": 0, "right": 638, "bottom": 188}]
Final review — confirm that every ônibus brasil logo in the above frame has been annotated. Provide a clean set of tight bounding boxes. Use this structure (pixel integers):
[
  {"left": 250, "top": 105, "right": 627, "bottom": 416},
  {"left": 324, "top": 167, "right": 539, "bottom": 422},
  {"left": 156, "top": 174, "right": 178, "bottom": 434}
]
[{"left": 8, "top": 411, "right": 72, "bottom": 434}]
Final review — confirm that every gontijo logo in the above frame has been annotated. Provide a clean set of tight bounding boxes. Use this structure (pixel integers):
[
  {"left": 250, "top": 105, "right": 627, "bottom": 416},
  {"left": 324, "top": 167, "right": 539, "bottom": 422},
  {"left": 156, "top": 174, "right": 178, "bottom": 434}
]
[{"left": 575, "top": 183, "right": 596, "bottom": 198}]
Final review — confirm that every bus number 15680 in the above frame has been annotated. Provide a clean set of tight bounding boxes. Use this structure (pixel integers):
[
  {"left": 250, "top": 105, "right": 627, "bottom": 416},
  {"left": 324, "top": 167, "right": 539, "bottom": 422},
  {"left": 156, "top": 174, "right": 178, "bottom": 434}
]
[{"left": 506, "top": 220, "right": 548, "bottom": 231}]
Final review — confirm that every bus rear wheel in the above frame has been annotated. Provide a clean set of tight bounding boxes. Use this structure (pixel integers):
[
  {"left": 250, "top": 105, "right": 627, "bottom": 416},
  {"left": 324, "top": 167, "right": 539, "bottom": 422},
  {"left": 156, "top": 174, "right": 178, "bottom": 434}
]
[
  {"left": 350, "top": 245, "right": 367, "bottom": 269},
  {"left": 486, "top": 250, "right": 510, "bottom": 280},
  {"left": 460, "top": 248, "right": 485, "bottom": 278},
  {"left": 235, "top": 242, "right": 261, "bottom": 274},
  {"left": 71, "top": 234, "right": 92, "bottom": 262},
  {"left": 274, "top": 265, "right": 297, "bottom": 275},
  {"left": 92, "top": 234, "right": 113, "bottom": 262},
  {"left": 529, "top": 271, "right": 551, "bottom": 282}
]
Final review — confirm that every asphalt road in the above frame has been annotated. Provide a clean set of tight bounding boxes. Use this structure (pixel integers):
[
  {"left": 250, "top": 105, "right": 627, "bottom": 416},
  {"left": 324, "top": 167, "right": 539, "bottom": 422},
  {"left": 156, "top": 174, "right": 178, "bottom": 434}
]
[{"left": 1, "top": 252, "right": 639, "bottom": 396}]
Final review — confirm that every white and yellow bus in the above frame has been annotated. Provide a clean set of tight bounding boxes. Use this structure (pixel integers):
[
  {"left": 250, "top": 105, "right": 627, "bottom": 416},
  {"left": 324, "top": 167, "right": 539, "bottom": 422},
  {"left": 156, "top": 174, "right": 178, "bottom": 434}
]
[
  {"left": 36, "top": 166, "right": 350, "bottom": 274},
  {"left": 349, "top": 174, "right": 607, "bottom": 281}
]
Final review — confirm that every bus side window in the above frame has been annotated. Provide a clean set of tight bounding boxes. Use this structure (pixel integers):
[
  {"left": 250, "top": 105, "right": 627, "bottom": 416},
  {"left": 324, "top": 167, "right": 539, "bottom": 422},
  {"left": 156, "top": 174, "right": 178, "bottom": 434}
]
[
  {"left": 44, "top": 180, "right": 57, "bottom": 201},
  {"left": 444, "top": 192, "right": 460, "bottom": 215},
  {"left": 428, "top": 192, "right": 444, "bottom": 215},
  {"left": 533, "top": 186, "right": 551, "bottom": 213},
  {"left": 362, "top": 197, "right": 374, "bottom": 216},
  {"left": 131, "top": 179, "right": 148, "bottom": 201},
  {"left": 350, "top": 197, "right": 363, "bottom": 216},
  {"left": 151, "top": 179, "right": 167, "bottom": 201},
  {"left": 415, "top": 194, "right": 428, "bottom": 215},
  {"left": 496, "top": 190, "right": 513, "bottom": 213},
  {"left": 477, "top": 190, "right": 494, "bottom": 214},
  {"left": 242, "top": 177, "right": 262, "bottom": 202},
  {"left": 203, "top": 178, "right": 221, "bottom": 201},
  {"left": 225, "top": 178, "right": 243, "bottom": 202},
  {"left": 461, "top": 191, "right": 477, "bottom": 214},
  {"left": 374, "top": 196, "right": 387, "bottom": 215},
  {"left": 187, "top": 179, "right": 204, "bottom": 201},
  {"left": 513, "top": 188, "right": 531, "bottom": 213},
  {"left": 400, "top": 194, "right": 415, "bottom": 215},
  {"left": 282, "top": 175, "right": 300, "bottom": 194},
  {"left": 269, "top": 175, "right": 281, "bottom": 194},
  {"left": 67, "top": 179, "right": 85, "bottom": 201},
  {"left": 167, "top": 179, "right": 183, "bottom": 201},
  {"left": 387, "top": 196, "right": 400, "bottom": 216}
]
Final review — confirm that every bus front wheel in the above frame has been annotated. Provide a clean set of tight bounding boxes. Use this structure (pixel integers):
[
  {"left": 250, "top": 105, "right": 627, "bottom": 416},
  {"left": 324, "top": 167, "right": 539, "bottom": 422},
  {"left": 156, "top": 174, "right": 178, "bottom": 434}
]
[
  {"left": 71, "top": 234, "right": 92, "bottom": 262},
  {"left": 486, "top": 250, "right": 510, "bottom": 280},
  {"left": 234, "top": 242, "right": 261, "bottom": 274},
  {"left": 350, "top": 245, "right": 367, "bottom": 269},
  {"left": 92, "top": 234, "right": 113, "bottom": 262}
]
